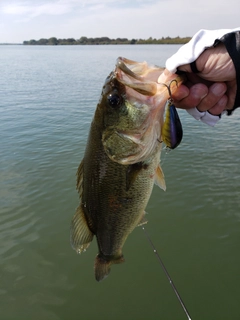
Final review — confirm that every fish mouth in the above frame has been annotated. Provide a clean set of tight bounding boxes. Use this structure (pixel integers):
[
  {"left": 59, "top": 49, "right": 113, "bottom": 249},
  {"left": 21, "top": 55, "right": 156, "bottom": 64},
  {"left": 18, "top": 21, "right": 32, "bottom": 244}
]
[
  {"left": 115, "top": 57, "right": 184, "bottom": 98},
  {"left": 116, "top": 57, "right": 144, "bottom": 81},
  {"left": 115, "top": 57, "right": 158, "bottom": 96},
  {"left": 105, "top": 57, "right": 185, "bottom": 165}
]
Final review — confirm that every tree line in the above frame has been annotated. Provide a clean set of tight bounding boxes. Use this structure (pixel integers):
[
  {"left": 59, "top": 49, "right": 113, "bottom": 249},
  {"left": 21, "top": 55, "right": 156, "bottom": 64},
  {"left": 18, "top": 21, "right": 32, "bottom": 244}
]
[{"left": 23, "top": 36, "right": 191, "bottom": 45}]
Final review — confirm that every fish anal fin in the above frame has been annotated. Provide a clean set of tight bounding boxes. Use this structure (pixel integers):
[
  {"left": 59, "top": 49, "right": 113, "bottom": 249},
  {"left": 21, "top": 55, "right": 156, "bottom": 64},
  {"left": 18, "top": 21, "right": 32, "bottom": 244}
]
[
  {"left": 76, "top": 160, "right": 84, "bottom": 197},
  {"left": 70, "top": 205, "right": 93, "bottom": 254},
  {"left": 137, "top": 211, "right": 148, "bottom": 227},
  {"left": 155, "top": 164, "right": 166, "bottom": 191}
]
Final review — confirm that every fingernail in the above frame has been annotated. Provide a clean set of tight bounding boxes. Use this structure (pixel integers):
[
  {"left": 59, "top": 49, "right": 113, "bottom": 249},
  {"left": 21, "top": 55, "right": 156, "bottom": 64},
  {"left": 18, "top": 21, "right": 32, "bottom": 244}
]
[{"left": 212, "top": 83, "right": 226, "bottom": 96}]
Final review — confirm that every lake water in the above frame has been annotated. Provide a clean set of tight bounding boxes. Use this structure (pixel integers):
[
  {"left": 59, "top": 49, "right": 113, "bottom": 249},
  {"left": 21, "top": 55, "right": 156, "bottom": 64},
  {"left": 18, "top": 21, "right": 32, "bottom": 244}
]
[{"left": 1, "top": 44, "right": 240, "bottom": 320}]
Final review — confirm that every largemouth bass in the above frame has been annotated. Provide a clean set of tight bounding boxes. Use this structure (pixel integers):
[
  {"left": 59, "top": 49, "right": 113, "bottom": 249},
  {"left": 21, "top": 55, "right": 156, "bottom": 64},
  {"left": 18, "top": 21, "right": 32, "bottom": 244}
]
[{"left": 71, "top": 57, "right": 184, "bottom": 281}]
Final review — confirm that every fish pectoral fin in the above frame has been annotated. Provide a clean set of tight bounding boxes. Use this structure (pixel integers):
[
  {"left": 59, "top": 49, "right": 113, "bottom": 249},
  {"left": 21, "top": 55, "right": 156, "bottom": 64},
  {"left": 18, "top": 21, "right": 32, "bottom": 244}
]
[
  {"left": 76, "top": 160, "right": 84, "bottom": 198},
  {"left": 70, "top": 205, "right": 93, "bottom": 253},
  {"left": 155, "top": 164, "right": 166, "bottom": 191}
]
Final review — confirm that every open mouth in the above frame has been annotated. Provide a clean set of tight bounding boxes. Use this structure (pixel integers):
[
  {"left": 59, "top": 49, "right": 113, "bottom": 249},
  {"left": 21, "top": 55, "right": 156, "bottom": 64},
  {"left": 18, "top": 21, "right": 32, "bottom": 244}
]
[
  {"left": 115, "top": 57, "right": 185, "bottom": 100},
  {"left": 115, "top": 57, "right": 158, "bottom": 96}
]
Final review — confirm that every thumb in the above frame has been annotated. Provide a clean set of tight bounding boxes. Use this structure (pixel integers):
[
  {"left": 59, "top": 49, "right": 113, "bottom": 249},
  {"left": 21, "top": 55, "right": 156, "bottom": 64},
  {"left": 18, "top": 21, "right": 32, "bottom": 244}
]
[{"left": 177, "top": 63, "right": 193, "bottom": 73}]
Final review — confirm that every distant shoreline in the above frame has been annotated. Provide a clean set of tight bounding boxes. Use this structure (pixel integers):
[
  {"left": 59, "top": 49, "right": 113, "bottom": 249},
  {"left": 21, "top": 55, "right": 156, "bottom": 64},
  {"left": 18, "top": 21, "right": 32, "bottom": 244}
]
[
  {"left": 22, "top": 36, "right": 191, "bottom": 46},
  {"left": 0, "top": 43, "right": 22, "bottom": 45}
]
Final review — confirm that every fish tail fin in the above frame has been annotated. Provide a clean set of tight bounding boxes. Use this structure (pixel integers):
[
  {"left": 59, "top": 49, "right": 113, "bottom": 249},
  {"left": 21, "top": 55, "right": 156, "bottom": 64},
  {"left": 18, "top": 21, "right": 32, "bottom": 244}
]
[
  {"left": 70, "top": 205, "right": 94, "bottom": 254},
  {"left": 94, "top": 254, "right": 125, "bottom": 282},
  {"left": 94, "top": 255, "right": 111, "bottom": 282}
]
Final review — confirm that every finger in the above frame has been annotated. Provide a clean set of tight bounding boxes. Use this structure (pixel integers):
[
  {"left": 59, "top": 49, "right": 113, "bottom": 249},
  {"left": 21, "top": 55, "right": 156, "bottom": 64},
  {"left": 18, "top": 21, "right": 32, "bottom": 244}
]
[
  {"left": 186, "top": 73, "right": 213, "bottom": 87},
  {"left": 171, "top": 84, "right": 189, "bottom": 100},
  {"left": 172, "top": 83, "right": 208, "bottom": 109},
  {"left": 196, "top": 82, "right": 227, "bottom": 112},
  {"left": 208, "top": 95, "right": 228, "bottom": 115},
  {"left": 177, "top": 63, "right": 192, "bottom": 73}
]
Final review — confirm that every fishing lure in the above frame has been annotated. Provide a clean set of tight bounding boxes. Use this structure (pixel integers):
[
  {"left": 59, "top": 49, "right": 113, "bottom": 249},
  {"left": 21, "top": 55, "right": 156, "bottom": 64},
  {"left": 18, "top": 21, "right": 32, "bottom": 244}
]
[{"left": 162, "top": 98, "right": 183, "bottom": 149}]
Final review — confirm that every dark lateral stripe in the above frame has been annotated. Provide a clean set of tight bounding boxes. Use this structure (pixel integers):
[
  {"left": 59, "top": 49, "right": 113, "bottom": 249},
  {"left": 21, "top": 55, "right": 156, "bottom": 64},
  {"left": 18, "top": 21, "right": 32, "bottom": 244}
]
[{"left": 219, "top": 31, "right": 240, "bottom": 114}]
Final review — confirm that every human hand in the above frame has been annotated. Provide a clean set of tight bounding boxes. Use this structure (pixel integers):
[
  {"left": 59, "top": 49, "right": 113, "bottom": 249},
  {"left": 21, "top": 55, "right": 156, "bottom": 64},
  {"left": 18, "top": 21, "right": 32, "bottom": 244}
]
[{"left": 171, "top": 42, "right": 237, "bottom": 115}]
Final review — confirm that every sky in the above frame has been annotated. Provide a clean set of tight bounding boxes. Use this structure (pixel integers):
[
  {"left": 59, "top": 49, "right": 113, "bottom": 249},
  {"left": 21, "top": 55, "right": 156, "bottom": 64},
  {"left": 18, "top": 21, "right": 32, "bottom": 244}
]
[{"left": 0, "top": 0, "right": 240, "bottom": 43}]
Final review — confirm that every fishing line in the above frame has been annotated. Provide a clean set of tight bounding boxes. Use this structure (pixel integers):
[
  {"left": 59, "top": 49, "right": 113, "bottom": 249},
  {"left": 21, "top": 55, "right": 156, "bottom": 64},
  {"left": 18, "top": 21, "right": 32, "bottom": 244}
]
[
  {"left": 158, "top": 145, "right": 171, "bottom": 168},
  {"left": 142, "top": 226, "right": 192, "bottom": 320}
]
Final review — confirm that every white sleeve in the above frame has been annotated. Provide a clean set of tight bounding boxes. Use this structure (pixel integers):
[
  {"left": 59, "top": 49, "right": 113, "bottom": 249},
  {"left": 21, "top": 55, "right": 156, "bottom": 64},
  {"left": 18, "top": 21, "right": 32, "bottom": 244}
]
[
  {"left": 166, "top": 28, "right": 240, "bottom": 73},
  {"left": 166, "top": 27, "right": 240, "bottom": 126},
  {"left": 187, "top": 108, "right": 221, "bottom": 127}
]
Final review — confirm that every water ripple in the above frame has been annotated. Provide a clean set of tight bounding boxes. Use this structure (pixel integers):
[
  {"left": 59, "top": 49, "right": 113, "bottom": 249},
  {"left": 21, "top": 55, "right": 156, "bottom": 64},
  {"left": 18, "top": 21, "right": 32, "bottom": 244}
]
[{"left": 1, "top": 45, "right": 240, "bottom": 320}]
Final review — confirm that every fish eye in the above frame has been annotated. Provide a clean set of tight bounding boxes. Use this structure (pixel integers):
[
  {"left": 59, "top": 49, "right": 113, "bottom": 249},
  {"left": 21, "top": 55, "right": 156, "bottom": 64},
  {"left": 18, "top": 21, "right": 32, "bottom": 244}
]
[{"left": 107, "top": 93, "right": 122, "bottom": 107}]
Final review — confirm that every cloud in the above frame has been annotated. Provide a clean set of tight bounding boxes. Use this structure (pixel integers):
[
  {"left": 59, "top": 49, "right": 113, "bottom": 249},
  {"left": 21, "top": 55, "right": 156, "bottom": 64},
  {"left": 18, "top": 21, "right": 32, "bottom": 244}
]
[
  {"left": 1, "top": 0, "right": 112, "bottom": 16},
  {"left": 2, "top": 2, "right": 72, "bottom": 17},
  {"left": 1, "top": 0, "right": 154, "bottom": 25},
  {"left": 1, "top": 0, "right": 239, "bottom": 43},
  {"left": 1, "top": 0, "right": 157, "bottom": 18}
]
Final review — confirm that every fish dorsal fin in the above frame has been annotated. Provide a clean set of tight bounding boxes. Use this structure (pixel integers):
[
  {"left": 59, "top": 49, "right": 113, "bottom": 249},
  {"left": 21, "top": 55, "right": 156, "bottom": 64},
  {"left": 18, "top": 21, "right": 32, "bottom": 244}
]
[
  {"left": 76, "top": 160, "right": 84, "bottom": 197},
  {"left": 126, "top": 162, "right": 148, "bottom": 191},
  {"left": 70, "top": 205, "right": 94, "bottom": 254},
  {"left": 155, "top": 164, "right": 166, "bottom": 191}
]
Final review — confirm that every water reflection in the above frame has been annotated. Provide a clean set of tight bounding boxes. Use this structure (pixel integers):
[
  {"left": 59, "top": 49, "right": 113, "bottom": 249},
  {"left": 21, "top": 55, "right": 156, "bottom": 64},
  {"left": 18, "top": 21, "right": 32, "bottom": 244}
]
[{"left": 1, "top": 45, "right": 240, "bottom": 320}]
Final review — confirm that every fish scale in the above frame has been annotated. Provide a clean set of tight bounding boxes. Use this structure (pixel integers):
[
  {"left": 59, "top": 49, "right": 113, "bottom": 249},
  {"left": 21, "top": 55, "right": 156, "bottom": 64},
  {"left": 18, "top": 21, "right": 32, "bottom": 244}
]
[{"left": 70, "top": 57, "right": 184, "bottom": 281}]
